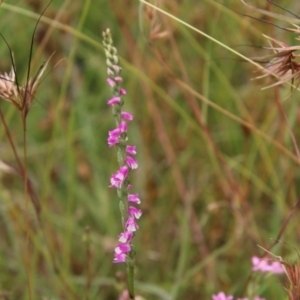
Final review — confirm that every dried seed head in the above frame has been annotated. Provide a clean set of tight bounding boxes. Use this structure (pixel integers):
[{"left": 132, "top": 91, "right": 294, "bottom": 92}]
[
  {"left": 255, "top": 35, "right": 300, "bottom": 89},
  {"left": 0, "top": 56, "right": 51, "bottom": 117},
  {"left": 281, "top": 261, "right": 300, "bottom": 300},
  {"left": 0, "top": 68, "right": 21, "bottom": 109}
]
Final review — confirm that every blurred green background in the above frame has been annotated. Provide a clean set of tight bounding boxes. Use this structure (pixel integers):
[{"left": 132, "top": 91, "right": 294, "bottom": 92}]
[{"left": 0, "top": 0, "right": 299, "bottom": 299}]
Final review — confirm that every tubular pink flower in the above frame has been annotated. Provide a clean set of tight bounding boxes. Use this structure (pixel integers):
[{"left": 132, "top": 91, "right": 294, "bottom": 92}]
[
  {"left": 109, "top": 166, "right": 129, "bottom": 188},
  {"left": 128, "top": 193, "right": 140, "bottom": 204},
  {"left": 109, "top": 174, "right": 123, "bottom": 188},
  {"left": 126, "top": 156, "right": 138, "bottom": 169},
  {"left": 125, "top": 216, "right": 139, "bottom": 232},
  {"left": 128, "top": 206, "right": 142, "bottom": 219},
  {"left": 119, "top": 121, "right": 127, "bottom": 133},
  {"left": 115, "top": 243, "right": 131, "bottom": 254},
  {"left": 121, "top": 112, "right": 133, "bottom": 121},
  {"left": 113, "top": 253, "right": 126, "bottom": 263},
  {"left": 119, "top": 88, "right": 126, "bottom": 95},
  {"left": 108, "top": 128, "right": 121, "bottom": 137},
  {"left": 126, "top": 145, "right": 137, "bottom": 155},
  {"left": 212, "top": 292, "right": 233, "bottom": 300},
  {"left": 114, "top": 76, "right": 123, "bottom": 82},
  {"left": 107, "top": 96, "right": 121, "bottom": 106},
  {"left": 107, "top": 78, "right": 115, "bottom": 87},
  {"left": 107, "top": 136, "right": 119, "bottom": 147},
  {"left": 118, "top": 231, "right": 133, "bottom": 243},
  {"left": 116, "top": 166, "right": 129, "bottom": 180}
]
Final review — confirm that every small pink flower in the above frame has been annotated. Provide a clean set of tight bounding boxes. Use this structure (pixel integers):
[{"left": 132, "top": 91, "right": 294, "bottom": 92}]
[
  {"left": 114, "top": 76, "right": 123, "bottom": 82},
  {"left": 125, "top": 216, "right": 139, "bottom": 232},
  {"left": 107, "top": 78, "right": 115, "bottom": 87},
  {"left": 121, "top": 112, "right": 133, "bottom": 121},
  {"left": 114, "top": 243, "right": 131, "bottom": 254},
  {"left": 116, "top": 166, "right": 129, "bottom": 180},
  {"left": 128, "top": 193, "right": 140, "bottom": 204},
  {"left": 271, "top": 261, "right": 285, "bottom": 274},
  {"left": 107, "top": 96, "right": 121, "bottom": 105},
  {"left": 107, "top": 136, "right": 119, "bottom": 147},
  {"left": 108, "top": 128, "right": 121, "bottom": 137},
  {"left": 252, "top": 256, "right": 284, "bottom": 274},
  {"left": 109, "top": 175, "right": 123, "bottom": 188},
  {"left": 126, "top": 145, "right": 136, "bottom": 155},
  {"left": 212, "top": 292, "right": 233, "bottom": 300},
  {"left": 119, "top": 88, "right": 126, "bottom": 95},
  {"left": 119, "top": 121, "right": 127, "bottom": 133},
  {"left": 109, "top": 166, "right": 129, "bottom": 188},
  {"left": 118, "top": 231, "right": 133, "bottom": 243},
  {"left": 126, "top": 156, "right": 138, "bottom": 169},
  {"left": 128, "top": 206, "right": 142, "bottom": 219},
  {"left": 113, "top": 252, "right": 126, "bottom": 263}
]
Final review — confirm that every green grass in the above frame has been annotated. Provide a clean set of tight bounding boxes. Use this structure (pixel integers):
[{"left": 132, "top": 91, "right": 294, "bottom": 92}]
[{"left": 0, "top": 0, "right": 299, "bottom": 299}]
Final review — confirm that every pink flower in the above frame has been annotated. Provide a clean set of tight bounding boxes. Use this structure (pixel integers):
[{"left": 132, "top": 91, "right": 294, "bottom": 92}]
[
  {"left": 125, "top": 156, "right": 138, "bottom": 169},
  {"left": 119, "top": 121, "right": 127, "bottom": 133},
  {"left": 114, "top": 76, "right": 122, "bottom": 83},
  {"left": 121, "top": 112, "right": 133, "bottom": 120},
  {"left": 107, "top": 96, "right": 121, "bottom": 106},
  {"left": 119, "top": 88, "right": 126, "bottom": 95},
  {"left": 110, "top": 166, "right": 129, "bottom": 188},
  {"left": 128, "top": 206, "right": 142, "bottom": 219},
  {"left": 118, "top": 231, "right": 133, "bottom": 243},
  {"left": 107, "top": 128, "right": 121, "bottom": 146},
  {"left": 252, "top": 256, "right": 284, "bottom": 274},
  {"left": 113, "top": 252, "right": 126, "bottom": 263},
  {"left": 114, "top": 243, "right": 131, "bottom": 254},
  {"left": 212, "top": 292, "right": 233, "bottom": 300},
  {"left": 108, "top": 128, "right": 121, "bottom": 137},
  {"left": 107, "top": 78, "right": 115, "bottom": 87},
  {"left": 107, "top": 136, "right": 119, "bottom": 147},
  {"left": 128, "top": 193, "right": 140, "bottom": 204},
  {"left": 125, "top": 216, "right": 139, "bottom": 232},
  {"left": 126, "top": 145, "right": 137, "bottom": 155}
]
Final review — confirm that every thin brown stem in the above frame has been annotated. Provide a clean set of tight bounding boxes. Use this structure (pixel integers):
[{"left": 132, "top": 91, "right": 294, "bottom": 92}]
[
  {"left": 22, "top": 117, "right": 32, "bottom": 300},
  {"left": 274, "top": 95, "right": 300, "bottom": 162}
]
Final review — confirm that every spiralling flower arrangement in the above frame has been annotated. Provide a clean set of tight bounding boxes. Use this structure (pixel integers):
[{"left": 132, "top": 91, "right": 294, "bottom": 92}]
[{"left": 102, "top": 28, "right": 142, "bottom": 265}]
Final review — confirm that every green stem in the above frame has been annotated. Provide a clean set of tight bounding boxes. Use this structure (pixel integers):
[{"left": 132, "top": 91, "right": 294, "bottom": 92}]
[{"left": 127, "top": 257, "right": 135, "bottom": 299}]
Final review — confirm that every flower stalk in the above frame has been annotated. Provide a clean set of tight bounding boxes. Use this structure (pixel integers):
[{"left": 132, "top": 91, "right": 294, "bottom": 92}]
[{"left": 103, "top": 28, "right": 142, "bottom": 299}]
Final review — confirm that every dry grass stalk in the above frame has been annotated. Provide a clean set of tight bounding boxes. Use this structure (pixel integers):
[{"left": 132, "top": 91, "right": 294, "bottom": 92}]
[{"left": 281, "top": 261, "right": 300, "bottom": 300}]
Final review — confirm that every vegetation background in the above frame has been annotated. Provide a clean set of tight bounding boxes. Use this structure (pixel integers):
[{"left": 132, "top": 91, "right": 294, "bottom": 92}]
[{"left": 0, "top": 0, "right": 299, "bottom": 299}]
